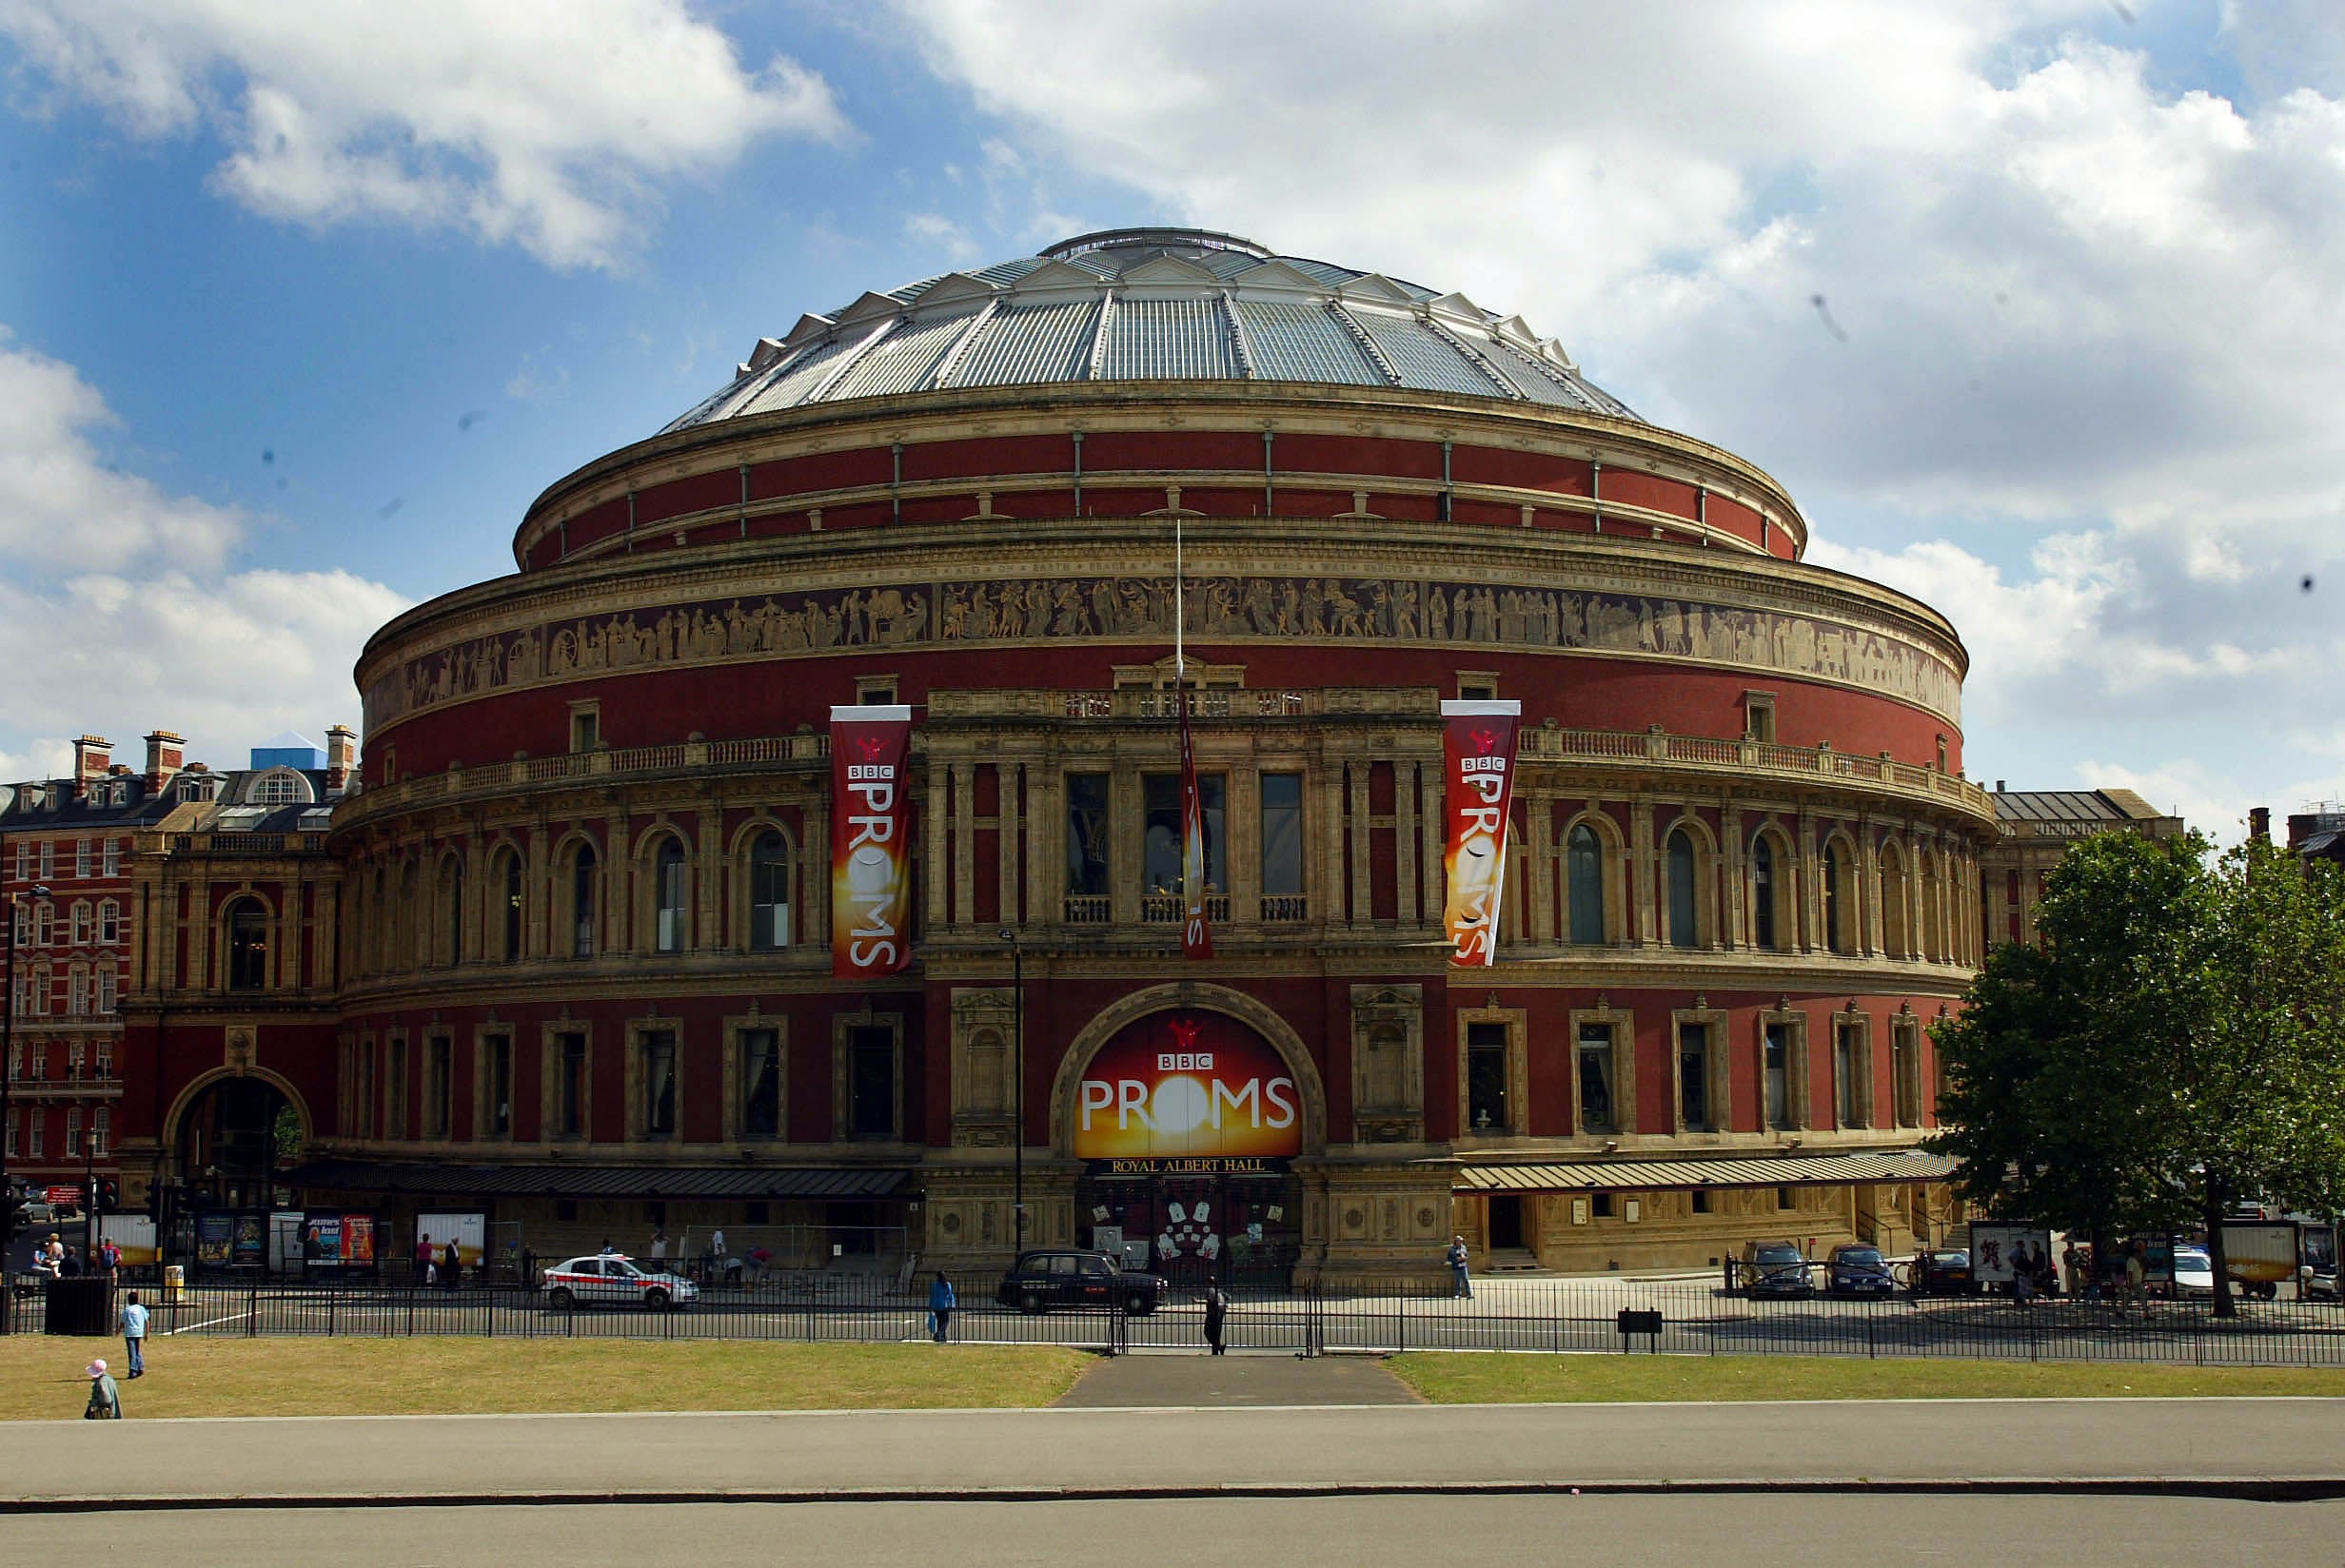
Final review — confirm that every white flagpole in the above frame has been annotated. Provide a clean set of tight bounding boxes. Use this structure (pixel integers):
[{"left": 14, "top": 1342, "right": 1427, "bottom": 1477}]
[{"left": 1174, "top": 516, "right": 1184, "bottom": 685}]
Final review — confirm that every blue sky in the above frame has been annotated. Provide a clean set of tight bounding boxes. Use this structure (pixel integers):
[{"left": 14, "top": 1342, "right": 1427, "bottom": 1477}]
[{"left": 2, "top": 1, "right": 2340, "bottom": 838}]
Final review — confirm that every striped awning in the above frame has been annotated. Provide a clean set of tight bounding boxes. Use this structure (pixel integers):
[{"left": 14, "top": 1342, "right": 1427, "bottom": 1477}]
[
  {"left": 1451, "top": 1150, "right": 1960, "bottom": 1195},
  {"left": 287, "top": 1161, "right": 917, "bottom": 1202}
]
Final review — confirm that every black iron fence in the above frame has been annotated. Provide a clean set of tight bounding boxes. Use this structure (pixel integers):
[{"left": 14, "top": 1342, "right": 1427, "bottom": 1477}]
[{"left": 9, "top": 1272, "right": 2344, "bottom": 1367}]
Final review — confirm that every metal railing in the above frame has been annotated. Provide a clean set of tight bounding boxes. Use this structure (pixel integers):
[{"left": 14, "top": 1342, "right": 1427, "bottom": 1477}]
[{"left": 10, "top": 1271, "right": 2340, "bottom": 1366}]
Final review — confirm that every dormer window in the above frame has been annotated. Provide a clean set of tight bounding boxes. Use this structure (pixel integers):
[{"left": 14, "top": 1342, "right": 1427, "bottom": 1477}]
[{"left": 248, "top": 768, "right": 313, "bottom": 806}]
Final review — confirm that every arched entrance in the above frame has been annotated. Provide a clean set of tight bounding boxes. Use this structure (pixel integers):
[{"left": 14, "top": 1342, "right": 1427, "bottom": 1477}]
[
  {"left": 1052, "top": 988, "right": 1325, "bottom": 1290},
  {"left": 173, "top": 1075, "right": 297, "bottom": 1211}
]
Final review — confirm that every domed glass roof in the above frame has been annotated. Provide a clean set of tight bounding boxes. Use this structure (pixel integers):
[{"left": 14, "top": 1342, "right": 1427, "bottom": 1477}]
[{"left": 660, "top": 227, "right": 1639, "bottom": 434}]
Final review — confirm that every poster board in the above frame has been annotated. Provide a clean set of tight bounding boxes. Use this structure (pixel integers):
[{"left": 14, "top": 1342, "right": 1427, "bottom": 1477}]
[
  {"left": 1967, "top": 1224, "right": 2052, "bottom": 1285},
  {"left": 99, "top": 1215, "right": 159, "bottom": 1267},
  {"left": 416, "top": 1211, "right": 487, "bottom": 1269},
  {"left": 2217, "top": 1222, "right": 2298, "bottom": 1286}
]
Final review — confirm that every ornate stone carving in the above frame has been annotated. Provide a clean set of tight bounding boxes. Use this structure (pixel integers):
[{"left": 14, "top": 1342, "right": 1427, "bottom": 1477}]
[{"left": 1350, "top": 983, "right": 1424, "bottom": 1145}]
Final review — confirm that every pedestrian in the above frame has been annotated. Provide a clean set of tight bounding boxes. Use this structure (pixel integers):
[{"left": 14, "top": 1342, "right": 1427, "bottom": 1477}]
[
  {"left": 416, "top": 1232, "right": 435, "bottom": 1287},
  {"left": 649, "top": 1226, "right": 669, "bottom": 1262},
  {"left": 60, "top": 1245, "right": 83, "bottom": 1280},
  {"left": 98, "top": 1236, "right": 121, "bottom": 1281},
  {"left": 2062, "top": 1240, "right": 2086, "bottom": 1299},
  {"left": 2124, "top": 1240, "right": 2148, "bottom": 1315},
  {"left": 43, "top": 1233, "right": 64, "bottom": 1277},
  {"left": 927, "top": 1270, "right": 956, "bottom": 1343},
  {"left": 118, "top": 1289, "right": 149, "bottom": 1378},
  {"left": 1203, "top": 1284, "right": 1229, "bottom": 1356},
  {"left": 600, "top": 1238, "right": 618, "bottom": 1256},
  {"left": 710, "top": 1227, "right": 727, "bottom": 1264},
  {"left": 83, "top": 1357, "right": 122, "bottom": 1420},
  {"left": 1447, "top": 1235, "right": 1472, "bottom": 1300},
  {"left": 442, "top": 1238, "right": 461, "bottom": 1292}
]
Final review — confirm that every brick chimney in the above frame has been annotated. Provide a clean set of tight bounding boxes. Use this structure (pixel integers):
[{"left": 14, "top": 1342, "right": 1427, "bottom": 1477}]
[
  {"left": 325, "top": 725, "right": 358, "bottom": 790},
  {"left": 71, "top": 735, "right": 111, "bottom": 798},
  {"left": 2249, "top": 806, "right": 2271, "bottom": 843},
  {"left": 144, "top": 731, "right": 185, "bottom": 794}
]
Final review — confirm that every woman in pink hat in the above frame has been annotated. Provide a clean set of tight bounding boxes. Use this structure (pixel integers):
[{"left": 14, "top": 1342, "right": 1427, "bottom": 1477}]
[{"left": 84, "top": 1357, "right": 121, "bottom": 1420}]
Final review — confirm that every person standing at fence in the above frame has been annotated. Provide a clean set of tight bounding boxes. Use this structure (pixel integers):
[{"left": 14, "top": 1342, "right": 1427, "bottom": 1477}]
[
  {"left": 442, "top": 1238, "right": 461, "bottom": 1292},
  {"left": 416, "top": 1233, "right": 435, "bottom": 1287},
  {"left": 1203, "top": 1284, "right": 1229, "bottom": 1356},
  {"left": 1447, "top": 1235, "right": 1472, "bottom": 1300},
  {"left": 119, "top": 1290, "right": 148, "bottom": 1379},
  {"left": 83, "top": 1358, "right": 121, "bottom": 1420},
  {"left": 928, "top": 1270, "right": 956, "bottom": 1343}
]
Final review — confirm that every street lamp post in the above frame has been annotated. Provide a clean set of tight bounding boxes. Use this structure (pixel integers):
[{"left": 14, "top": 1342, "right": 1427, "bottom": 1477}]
[
  {"left": 997, "top": 928, "right": 1025, "bottom": 1249},
  {"left": 2, "top": 884, "right": 54, "bottom": 1274}
]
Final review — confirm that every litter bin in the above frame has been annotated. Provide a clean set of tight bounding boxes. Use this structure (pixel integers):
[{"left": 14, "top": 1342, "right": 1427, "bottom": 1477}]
[
  {"left": 45, "top": 1276, "right": 113, "bottom": 1336},
  {"left": 162, "top": 1264, "right": 185, "bottom": 1304}
]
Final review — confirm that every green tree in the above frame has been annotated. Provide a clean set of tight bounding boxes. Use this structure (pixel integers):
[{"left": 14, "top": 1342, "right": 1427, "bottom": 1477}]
[{"left": 1931, "top": 832, "right": 2345, "bottom": 1317}]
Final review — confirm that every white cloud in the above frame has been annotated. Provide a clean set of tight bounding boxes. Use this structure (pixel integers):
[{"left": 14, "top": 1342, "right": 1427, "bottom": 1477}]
[
  {"left": 0, "top": 331, "right": 408, "bottom": 780},
  {"left": 0, "top": 0, "right": 849, "bottom": 269},
  {"left": 893, "top": 0, "right": 2345, "bottom": 817},
  {"left": 901, "top": 210, "right": 977, "bottom": 263},
  {"left": 0, "top": 330, "right": 242, "bottom": 573}
]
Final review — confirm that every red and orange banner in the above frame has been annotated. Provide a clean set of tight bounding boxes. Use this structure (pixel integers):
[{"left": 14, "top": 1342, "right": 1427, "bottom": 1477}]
[
  {"left": 830, "top": 704, "right": 914, "bottom": 978},
  {"left": 1441, "top": 699, "right": 1521, "bottom": 967},
  {"left": 1074, "top": 1010, "right": 1300, "bottom": 1166},
  {"left": 1178, "top": 686, "right": 1213, "bottom": 959}
]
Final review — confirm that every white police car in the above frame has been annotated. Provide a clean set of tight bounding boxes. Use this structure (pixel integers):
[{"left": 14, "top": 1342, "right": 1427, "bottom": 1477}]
[{"left": 541, "top": 1254, "right": 699, "bottom": 1310}]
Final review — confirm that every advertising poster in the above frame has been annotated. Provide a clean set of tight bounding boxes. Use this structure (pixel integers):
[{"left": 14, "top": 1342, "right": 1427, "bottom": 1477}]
[
  {"left": 1177, "top": 687, "right": 1213, "bottom": 958},
  {"left": 305, "top": 1214, "right": 345, "bottom": 1264},
  {"left": 830, "top": 704, "right": 914, "bottom": 979},
  {"left": 1968, "top": 1224, "right": 2052, "bottom": 1285},
  {"left": 417, "top": 1211, "right": 487, "bottom": 1268},
  {"left": 231, "top": 1213, "right": 266, "bottom": 1266},
  {"left": 195, "top": 1213, "right": 233, "bottom": 1266},
  {"left": 1440, "top": 699, "right": 1520, "bottom": 966},
  {"left": 1074, "top": 1010, "right": 1301, "bottom": 1170},
  {"left": 345, "top": 1214, "right": 377, "bottom": 1266}
]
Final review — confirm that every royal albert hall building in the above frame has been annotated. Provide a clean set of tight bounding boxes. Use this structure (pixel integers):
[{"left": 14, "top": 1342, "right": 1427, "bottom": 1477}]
[{"left": 282, "top": 227, "right": 1991, "bottom": 1284}]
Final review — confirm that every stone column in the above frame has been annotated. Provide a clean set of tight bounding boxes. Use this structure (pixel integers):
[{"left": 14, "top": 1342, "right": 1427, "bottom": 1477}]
[
  {"left": 952, "top": 762, "right": 976, "bottom": 929},
  {"left": 925, "top": 760, "right": 950, "bottom": 931},
  {"left": 1630, "top": 794, "right": 1657, "bottom": 947}
]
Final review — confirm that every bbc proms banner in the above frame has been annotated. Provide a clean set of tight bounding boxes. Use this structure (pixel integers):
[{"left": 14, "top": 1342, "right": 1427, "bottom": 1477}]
[
  {"left": 831, "top": 704, "right": 915, "bottom": 978},
  {"left": 1441, "top": 698, "right": 1521, "bottom": 967}
]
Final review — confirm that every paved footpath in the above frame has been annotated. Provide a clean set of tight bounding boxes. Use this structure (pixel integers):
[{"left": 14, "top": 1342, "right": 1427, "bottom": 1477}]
[
  {"left": 2, "top": 1381, "right": 2341, "bottom": 1508},
  {"left": 1054, "top": 1348, "right": 1420, "bottom": 1406}
]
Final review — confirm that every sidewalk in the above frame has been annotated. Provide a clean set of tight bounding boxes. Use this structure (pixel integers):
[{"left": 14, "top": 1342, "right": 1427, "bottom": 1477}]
[{"left": 3, "top": 1395, "right": 2340, "bottom": 1508}]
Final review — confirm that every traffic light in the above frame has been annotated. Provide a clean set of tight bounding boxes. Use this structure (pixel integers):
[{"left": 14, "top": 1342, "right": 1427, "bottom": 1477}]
[{"left": 96, "top": 1179, "right": 119, "bottom": 1213}]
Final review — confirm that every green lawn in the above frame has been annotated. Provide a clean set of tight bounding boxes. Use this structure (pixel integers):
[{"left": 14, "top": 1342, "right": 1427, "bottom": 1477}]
[
  {"left": 1389, "top": 1351, "right": 2345, "bottom": 1403},
  {"left": 0, "top": 1337, "right": 1093, "bottom": 1421}
]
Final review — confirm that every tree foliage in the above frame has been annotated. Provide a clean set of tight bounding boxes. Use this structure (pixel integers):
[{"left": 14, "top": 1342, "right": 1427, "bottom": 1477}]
[{"left": 1930, "top": 832, "right": 2345, "bottom": 1314}]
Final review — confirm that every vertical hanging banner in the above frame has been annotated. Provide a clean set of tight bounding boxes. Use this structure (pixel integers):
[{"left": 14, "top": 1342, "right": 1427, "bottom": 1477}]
[
  {"left": 1178, "top": 687, "right": 1214, "bottom": 958},
  {"left": 1441, "top": 699, "right": 1521, "bottom": 967},
  {"left": 831, "top": 704, "right": 915, "bottom": 978}
]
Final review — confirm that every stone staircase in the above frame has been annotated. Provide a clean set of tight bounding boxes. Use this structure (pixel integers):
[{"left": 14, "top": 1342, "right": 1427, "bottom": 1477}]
[{"left": 1484, "top": 1247, "right": 1545, "bottom": 1273}]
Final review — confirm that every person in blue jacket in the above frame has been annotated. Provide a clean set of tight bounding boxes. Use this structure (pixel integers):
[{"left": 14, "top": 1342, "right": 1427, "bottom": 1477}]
[{"left": 928, "top": 1270, "right": 956, "bottom": 1343}]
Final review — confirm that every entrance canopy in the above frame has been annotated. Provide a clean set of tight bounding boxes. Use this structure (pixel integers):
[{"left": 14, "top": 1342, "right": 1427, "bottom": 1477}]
[
  {"left": 287, "top": 1161, "right": 917, "bottom": 1202},
  {"left": 1450, "top": 1150, "right": 1959, "bottom": 1195}
]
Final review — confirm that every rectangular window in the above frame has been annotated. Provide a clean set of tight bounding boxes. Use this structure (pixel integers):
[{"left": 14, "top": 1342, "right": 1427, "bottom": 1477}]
[
  {"left": 1691, "top": 1188, "right": 1710, "bottom": 1214},
  {"left": 1590, "top": 1191, "right": 1614, "bottom": 1219},
  {"left": 101, "top": 838, "right": 119, "bottom": 876},
  {"left": 1835, "top": 1023, "right": 1862, "bottom": 1129},
  {"left": 66, "top": 1107, "right": 80, "bottom": 1157},
  {"left": 40, "top": 841, "right": 54, "bottom": 879},
  {"left": 569, "top": 706, "right": 600, "bottom": 754},
  {"left": 1064, "top": 773, "right": 1111, "bottom": 910},
  {"left": 556, "top": 1031, "right": 588, "bottom": 1137},
  {"left": 4, "top": 1110, "right": 13, "bottom": 1159},
  {"left": 1744, "top": 693, "right": 1776, "bottom": 743},
  {"left": 1764, "top": 1022, "right": 1790, "bottom": 1129},
  {"left": 75, "top": 839, "right": 89, "bottom": 878},
  {"left": 1577, "top": 1024, "right": 1616, "bottom": 1133},
  {"left": 69, "top": 1043, "right": 84, "bottom": 1079},
  {"left": 99, "top": 902, "right": 119, "bottom": 944},
  {"left": 1259, "top": 772, "right": 1305, "bottom": 913},
  {"left": 741, "top": 1027, "right": 782, "bottom": 1138},
  {"left": 426, "top": 1036, "right": 453, "bottom": 1138},
  {"left": 1678, "top": 1022, "right": 1710, "bottom": 1132},
  {"left": 855, "top": 675, "right": 897, "bottom": 705},
  {"left": 12, "top": 842, "right": 26, "bottom": 881},
  {"left": 68, "top": 970, "right": 88, "bottom": 1016},
  {"left": 96, "top": 1041, "right": 112, "bottom": 1078},
  {"left": 483, "top": 1034, "right": 513, "bottom": 1137},
  {"left": 1466, "top": 1021, "right": 1508, "bottom": 1133},
  {"left": 386, "top": 1037, "right": 408, "bottom": 1141},
  {"left": 641, "top": 1029, "right": 678, "bottom": 1138},
  {"left": 92, "top": 1107, "right": 109, "bottom": 1158},
  {"left": 1777, "top": 1186, "right": 1797, "bottom": 1210},
  {"left": 1893, "top": 1023, "right": 1921, "bottom": 1127},
  {"left": 1140, "top": 772, "right": 1226, "bottom": 912},
  {"left": 848, "top": 1024, "right": 897, "bottom": 1139},
  {"left": 29, "top": 1113, "right": 43, "bottom": 1157}
]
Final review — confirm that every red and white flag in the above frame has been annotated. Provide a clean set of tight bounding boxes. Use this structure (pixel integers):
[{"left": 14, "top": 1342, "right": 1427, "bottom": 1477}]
[
  {"left": 830, "top": 705, "right": 914, "bottom": 978},
  {"left": 1441, "top": 699, "right": 1521, "bottom": 967},
  {"left": 1178, "top": 684, "right": 1213, "bottom": 959}
]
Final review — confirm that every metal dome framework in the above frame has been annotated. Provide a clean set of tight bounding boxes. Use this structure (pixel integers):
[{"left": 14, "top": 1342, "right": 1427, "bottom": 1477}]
[{"left": 660, "top": 228, "right": 1639, "bottom": 434}]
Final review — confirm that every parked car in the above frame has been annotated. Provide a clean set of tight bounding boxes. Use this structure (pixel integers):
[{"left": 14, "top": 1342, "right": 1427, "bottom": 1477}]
[
  {"left": 2172, "top": 1245, "right": 2215, "bottom": 1299},
  {"left": 1739, "top": 1240, "right": 1812, "bottom": 1297},
  {"left": 1824, "top": 1244, "right": 1898, "bottom": 1298},
  {"left": 540, "top": 1254, "right": 699, "bottom": 1310},
  {"left": 995, "top": 1249, "right": 1168, "bottom": 1315},
  {"left": 1912, "top": 1248, "right": 1976, "bottom": 1296}
]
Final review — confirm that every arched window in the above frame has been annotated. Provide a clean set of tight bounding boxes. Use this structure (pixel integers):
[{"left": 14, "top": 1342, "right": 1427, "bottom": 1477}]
[
  {"left": 497, "top": 851, "right": 523, "bottom": 962},
  {"left": 1753, "top": 835, "right": 1778, "bottom": 951},
  {"left": 654, "top": 839, "right": 688, "bottom": 953},
  {"left": 442, "top": 858, "right": 464, "bottom": 966},
  {"left": 749, "top": 832, "right": 792, "bottom": 951},
  {"left": 1823, "top": 842, "right": 1843, "bottom": 954},
  {"left": 1666, "top": 829, "right": 1699, "bottom": 950},
  {"left": 226, "top": 897, "right": 269, "bottom": 990},
  {"left": 1566, "top": 824, "right": 1605, "bottom": 946},
  {"left": 1881, "top": 847, "right": 1910, "bottom": 959},
  {"left": 570, "top": 843, "right": 599, "bottom": 959}
]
